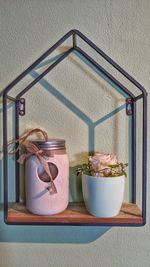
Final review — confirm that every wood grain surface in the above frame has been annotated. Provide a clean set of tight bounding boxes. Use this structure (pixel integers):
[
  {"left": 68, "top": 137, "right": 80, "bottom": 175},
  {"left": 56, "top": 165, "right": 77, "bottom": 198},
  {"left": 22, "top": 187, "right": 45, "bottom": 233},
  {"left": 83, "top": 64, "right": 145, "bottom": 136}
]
[{"left": 7, "top": 202, "right": 143, "bottom": 225}]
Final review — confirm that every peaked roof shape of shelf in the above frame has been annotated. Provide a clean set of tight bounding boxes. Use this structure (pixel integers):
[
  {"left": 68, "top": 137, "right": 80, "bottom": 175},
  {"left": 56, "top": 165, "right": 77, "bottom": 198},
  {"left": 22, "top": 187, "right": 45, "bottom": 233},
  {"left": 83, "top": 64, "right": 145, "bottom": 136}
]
[{"left": 1, "top": 29, "right": 147, "bottom": 226}]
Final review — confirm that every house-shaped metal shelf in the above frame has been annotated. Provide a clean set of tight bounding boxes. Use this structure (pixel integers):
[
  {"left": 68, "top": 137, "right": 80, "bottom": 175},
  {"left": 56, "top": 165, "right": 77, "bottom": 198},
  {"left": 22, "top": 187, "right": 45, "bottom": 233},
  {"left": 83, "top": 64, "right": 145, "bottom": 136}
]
[{"left": 2, "top": 29, "right": 147, "bottom": 226}]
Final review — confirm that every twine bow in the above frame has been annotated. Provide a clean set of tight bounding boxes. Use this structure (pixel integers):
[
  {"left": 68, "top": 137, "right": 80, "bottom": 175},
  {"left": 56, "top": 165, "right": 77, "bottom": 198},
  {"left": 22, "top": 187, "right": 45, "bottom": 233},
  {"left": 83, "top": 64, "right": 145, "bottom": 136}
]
[{"left": 8, "top": 128, "right": 57, "bottom": 194}]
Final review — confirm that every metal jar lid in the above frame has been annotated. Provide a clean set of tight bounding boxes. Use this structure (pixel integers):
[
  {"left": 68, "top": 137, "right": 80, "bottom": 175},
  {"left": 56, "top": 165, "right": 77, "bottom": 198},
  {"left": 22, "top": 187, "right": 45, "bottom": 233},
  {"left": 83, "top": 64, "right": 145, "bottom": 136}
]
[{"left": 32, "top": 139, "right": 66, "bottom": 150}]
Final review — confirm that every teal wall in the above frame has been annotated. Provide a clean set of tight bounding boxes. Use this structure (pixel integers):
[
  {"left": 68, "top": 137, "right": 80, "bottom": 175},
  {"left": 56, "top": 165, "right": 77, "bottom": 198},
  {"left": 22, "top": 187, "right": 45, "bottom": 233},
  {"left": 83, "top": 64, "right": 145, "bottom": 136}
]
[{"left": 0, "top": 1, "right": 150, "bottom": 266}]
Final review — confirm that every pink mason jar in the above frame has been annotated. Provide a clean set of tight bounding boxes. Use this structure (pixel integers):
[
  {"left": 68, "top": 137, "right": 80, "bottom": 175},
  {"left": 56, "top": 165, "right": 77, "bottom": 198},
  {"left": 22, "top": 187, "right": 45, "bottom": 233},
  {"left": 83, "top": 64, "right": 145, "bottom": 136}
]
[{"left": 25, "top": 139, "right": 69, "bottom": 215}]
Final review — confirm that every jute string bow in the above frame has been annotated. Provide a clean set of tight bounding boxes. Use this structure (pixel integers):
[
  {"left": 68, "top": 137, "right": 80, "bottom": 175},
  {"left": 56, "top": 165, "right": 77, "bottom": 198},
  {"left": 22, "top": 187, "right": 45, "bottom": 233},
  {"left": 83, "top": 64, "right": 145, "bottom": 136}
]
[{"left": 8, "top": 128, "right": 57, "bottom": 194}]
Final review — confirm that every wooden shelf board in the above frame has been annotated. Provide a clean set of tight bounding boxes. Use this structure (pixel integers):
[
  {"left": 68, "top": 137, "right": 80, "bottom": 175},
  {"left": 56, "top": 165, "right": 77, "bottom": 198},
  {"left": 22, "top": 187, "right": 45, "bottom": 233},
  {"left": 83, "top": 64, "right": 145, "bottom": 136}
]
[{"left": 7, "top": 202, "right": 143, "bottom": 225}]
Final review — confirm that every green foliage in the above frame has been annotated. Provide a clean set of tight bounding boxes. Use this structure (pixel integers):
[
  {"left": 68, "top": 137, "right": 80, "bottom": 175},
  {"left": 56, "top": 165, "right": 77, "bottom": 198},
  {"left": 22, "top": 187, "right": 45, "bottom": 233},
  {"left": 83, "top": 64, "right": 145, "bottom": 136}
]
[{"left": 77, "top": 161, "right": 128, "bottom": 178}]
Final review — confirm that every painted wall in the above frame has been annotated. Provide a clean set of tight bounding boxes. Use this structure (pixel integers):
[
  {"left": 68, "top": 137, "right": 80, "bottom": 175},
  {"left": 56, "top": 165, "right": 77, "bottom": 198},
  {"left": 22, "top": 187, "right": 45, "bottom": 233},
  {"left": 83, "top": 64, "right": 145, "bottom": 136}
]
[{"left": 0, "top": 0, "right": 150, "bottom": 266}]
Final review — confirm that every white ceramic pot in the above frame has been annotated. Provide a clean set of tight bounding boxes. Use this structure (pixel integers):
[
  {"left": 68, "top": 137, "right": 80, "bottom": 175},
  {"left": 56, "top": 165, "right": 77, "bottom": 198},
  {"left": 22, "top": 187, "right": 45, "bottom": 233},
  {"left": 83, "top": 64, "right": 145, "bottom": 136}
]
[{"left": 82, "top": 174, "right": 125, "bottom": 217}]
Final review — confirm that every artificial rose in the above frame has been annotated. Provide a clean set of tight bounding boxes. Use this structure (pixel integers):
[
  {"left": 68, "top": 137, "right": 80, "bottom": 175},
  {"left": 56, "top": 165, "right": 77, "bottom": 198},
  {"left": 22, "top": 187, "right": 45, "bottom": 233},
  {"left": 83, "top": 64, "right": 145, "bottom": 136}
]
[{"left": 89, "top": 153, "right": 118, "bottom": 172}]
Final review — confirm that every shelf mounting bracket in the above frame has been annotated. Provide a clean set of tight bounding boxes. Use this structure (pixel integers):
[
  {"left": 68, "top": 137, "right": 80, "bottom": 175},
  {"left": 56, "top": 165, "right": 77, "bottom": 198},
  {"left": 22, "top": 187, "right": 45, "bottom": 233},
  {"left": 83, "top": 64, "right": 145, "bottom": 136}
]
[
  {"left": 126, "top": 98, "right": 133, "bottom": 116},
  {"left": 17, "top": 98, "right": 25, "bottom": 116}
]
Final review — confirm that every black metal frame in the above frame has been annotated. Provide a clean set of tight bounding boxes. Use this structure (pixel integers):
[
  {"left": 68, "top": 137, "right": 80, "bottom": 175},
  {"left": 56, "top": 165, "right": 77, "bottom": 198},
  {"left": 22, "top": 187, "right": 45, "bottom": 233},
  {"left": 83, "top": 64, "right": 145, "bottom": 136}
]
[{"left": 1, "top": 29, "right": 147, "bottom": 226}]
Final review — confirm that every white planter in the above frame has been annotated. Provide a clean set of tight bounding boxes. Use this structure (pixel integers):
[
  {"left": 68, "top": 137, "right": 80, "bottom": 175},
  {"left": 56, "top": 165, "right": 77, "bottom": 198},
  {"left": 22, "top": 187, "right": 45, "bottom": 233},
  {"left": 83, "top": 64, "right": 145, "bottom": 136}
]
[{"left": 82, "top": 174, "right": 125, "bottom": 217}]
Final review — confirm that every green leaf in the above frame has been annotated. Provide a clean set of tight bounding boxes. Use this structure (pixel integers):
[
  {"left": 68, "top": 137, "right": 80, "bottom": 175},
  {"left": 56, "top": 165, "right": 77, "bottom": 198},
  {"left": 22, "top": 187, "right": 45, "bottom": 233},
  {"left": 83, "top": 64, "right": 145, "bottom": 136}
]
[{"left": 108, "top": 164, "right": 120, "bottom": 168}]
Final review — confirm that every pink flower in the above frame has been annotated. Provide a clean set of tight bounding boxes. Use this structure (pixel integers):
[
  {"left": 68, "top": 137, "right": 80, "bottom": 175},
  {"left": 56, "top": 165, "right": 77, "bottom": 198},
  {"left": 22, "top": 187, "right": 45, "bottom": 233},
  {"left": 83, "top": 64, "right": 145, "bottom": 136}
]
[{"left": 89, "top": 153, "right": 118, "bottom": 172}]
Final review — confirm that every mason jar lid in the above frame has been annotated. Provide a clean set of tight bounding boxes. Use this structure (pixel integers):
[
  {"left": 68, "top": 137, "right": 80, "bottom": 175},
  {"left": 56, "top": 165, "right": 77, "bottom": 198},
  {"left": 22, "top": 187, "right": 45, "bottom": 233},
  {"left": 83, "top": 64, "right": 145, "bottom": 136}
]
[{"left": 32, "top": 139, "right": 66, "bottom": 150}]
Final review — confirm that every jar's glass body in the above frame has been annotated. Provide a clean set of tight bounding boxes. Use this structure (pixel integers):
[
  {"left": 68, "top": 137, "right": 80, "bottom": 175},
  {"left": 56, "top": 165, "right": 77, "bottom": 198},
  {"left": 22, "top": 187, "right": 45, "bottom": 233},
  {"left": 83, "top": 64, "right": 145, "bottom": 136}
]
[{"left": 25, "top": 140, "right": 69, "bottom": 215}]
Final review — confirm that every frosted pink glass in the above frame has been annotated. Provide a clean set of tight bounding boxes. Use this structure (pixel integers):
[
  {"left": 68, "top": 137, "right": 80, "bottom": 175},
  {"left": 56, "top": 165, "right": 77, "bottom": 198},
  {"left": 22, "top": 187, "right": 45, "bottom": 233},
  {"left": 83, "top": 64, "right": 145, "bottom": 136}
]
[{"left": 25, "top": 153, "right": 69, "bottom": 215}]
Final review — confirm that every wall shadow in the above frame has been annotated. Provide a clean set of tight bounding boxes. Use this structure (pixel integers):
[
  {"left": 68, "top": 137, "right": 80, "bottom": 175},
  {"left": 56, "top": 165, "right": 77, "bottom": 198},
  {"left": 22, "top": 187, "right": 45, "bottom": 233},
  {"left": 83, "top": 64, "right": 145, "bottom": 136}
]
[{"left": 0, "top": 49, "right": 131, "bottom": 243}]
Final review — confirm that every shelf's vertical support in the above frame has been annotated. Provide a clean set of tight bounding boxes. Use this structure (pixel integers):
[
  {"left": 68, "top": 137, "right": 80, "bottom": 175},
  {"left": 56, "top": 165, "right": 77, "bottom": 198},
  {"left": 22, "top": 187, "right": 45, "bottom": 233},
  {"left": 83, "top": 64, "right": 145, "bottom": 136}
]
[
  {"left": 142, "top": 94, "right": 147, "bottom": 224},
  {"left": 132, "top": 100, "right": 136, "bottom": 203},
  {"left": 15, "top": 100, "right": 20, "bottom": 202},
  {"left": 128, "top": 115, "right": 132, "bottom": 203},
  {"left": 3, "top": 93, "right": 8, "bottom": 222}
]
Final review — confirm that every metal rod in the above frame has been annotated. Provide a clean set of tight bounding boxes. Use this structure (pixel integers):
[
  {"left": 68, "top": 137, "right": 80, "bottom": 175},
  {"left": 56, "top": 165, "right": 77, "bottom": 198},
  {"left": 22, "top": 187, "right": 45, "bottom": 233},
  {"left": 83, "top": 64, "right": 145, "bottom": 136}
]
[
  {"left": 142, "top": 95, "right": 147, "bottom": 224},
  {"left": 73, "top": 33, "right": 77, "bottom": 48},
  {"left": 134, "top": 94, "right": 143, "bottom": 102},
  {"left": 15, "top": 101, "right": 20, "bottom": 202},
  {"left": 3, "top": 93, "right": 8, "bottom": 221},
  {"left": 75, "top": 46, "right": 135, "bottom": 98},
  {"left": 132, "top": 101, "right": 136, "bottom": 203},
  {"left": 4, "top": 221, "right": 144, "bottom": 226},
  {"left": 2, "top": 30, "right": 74, "bottom": 96},
  {"left": 16, "top": 48, "right": 74, "bottom": 99},
  {"left": 74, "top": 29, "right": 148, "bottom": 96},
  {"left": 7, "top": 95, "right": 17, "bottom": 102}
]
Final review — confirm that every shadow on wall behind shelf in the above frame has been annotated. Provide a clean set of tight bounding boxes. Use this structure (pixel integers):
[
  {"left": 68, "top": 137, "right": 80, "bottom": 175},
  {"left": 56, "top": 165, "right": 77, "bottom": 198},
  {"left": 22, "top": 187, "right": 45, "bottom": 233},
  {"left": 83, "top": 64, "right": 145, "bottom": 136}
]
[{"left": 0, "top": 50, "right": 131, "bottom": 243}]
